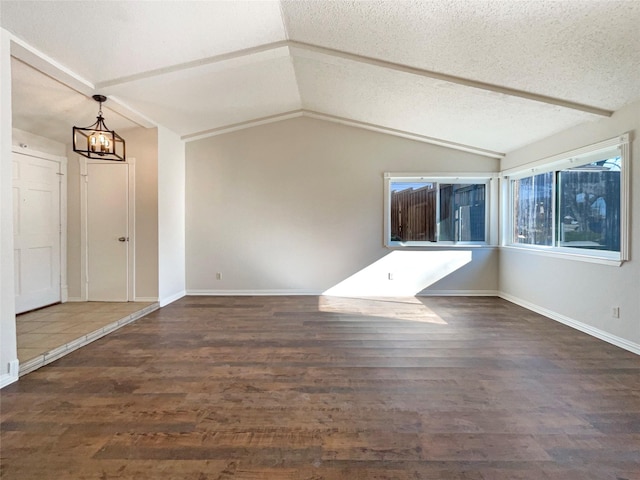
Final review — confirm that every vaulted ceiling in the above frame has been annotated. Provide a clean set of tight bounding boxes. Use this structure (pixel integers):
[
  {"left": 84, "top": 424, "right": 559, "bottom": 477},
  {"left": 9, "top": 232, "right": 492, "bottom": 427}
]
[{"left": 3, "top": 0, "right": 639, "bottom": 157}]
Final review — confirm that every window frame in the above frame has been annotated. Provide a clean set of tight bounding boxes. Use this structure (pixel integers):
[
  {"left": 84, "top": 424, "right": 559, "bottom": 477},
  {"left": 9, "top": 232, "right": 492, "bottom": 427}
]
[
  {"left": 502, "top": 133, "right": 630, "bottom": 266},
  {"left": 384, "top": 172, "right": 499, "bottom": 248}
]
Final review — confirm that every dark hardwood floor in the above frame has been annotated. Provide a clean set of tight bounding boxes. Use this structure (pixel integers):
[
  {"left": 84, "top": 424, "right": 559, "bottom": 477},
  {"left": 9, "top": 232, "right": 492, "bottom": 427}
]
[{"left": 2, "top": 296, "right": 639, "bottom": 479}]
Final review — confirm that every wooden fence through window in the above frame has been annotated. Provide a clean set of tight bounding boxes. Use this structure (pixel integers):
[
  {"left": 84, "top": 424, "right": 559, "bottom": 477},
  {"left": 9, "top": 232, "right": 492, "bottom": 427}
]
[{"left": 390, "top": 184, "right": 437, "bottom": 242}]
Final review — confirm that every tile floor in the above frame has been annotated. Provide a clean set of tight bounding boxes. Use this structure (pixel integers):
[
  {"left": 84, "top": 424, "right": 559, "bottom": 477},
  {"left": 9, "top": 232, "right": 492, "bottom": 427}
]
[{"left": 16, "top": 301, "right": 159, "bottom": 376}]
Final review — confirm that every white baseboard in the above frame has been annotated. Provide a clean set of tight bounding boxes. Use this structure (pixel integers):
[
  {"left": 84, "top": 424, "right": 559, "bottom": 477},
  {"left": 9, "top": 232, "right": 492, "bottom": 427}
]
[
  {"left": 500, "top": 293, "right": 640, "bottom": 355},
  {"left": 188, "top": 289, "right": 497, "bottom": 297},
  {"left": 159, "top": 290, "right": 186, "bottom": 307},
  {"left": 0, "top": 374, "right": 17, "bottom": 389},
  {"left": 0, "top": 359, "right": 19, "bottom": 389},
  {"left": 187, "top": 289, "right": 324, "bottom": 296},
  {"left": 418, "top": 290, "right": 499, "bottom": 296},
  {"left": 134, "top": 297, "right": 159, "bottom": 302},
  {"left": 69, "top": 296, "right": 158, "bottom": 303}
]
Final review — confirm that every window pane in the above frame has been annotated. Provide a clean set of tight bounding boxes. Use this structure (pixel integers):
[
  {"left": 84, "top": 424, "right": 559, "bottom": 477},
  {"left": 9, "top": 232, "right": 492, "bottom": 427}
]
[
  {"left": 558, "top": 156, "right": 621, "bottom": 252},
  {"left": 439, "top": 184, "right": 485, "bottom": 242},
  {"left": 513, "top": 172, "right": 553, "bottom": 246},
  {"left": 389, "top": 181, "right": 486, "bottom": 243},
  {"left": 389, "top": 182, "right": 436, "bottom": 242}
]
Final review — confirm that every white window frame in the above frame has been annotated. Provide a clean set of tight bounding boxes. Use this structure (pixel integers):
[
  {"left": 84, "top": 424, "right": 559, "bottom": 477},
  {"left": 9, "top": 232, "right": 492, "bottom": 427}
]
[
  {"left": 501, "top": 133, "right": 630, "bottom": 266},
  {"left": 384, "top": 172, "right": 499, "bottom": 248}
]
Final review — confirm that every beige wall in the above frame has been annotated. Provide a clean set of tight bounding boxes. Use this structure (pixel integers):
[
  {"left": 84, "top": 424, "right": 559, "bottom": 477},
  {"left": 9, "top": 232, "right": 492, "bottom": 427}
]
[
  {"left": 186, "top": 116, "right": 499, "bottom": 295},
  {"left": 120, "top": 126, "right": 159, "bottom": 300},
  {"left": 500, "top": 99, "right": 640, "bottom": 350}
]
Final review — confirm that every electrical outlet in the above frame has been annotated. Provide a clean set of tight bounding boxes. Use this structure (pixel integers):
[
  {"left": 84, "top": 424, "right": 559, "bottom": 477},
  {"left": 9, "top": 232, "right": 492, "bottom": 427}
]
[
  {"left": 388, "top": 272, "right": 394, "bottom": 280},
  {"left": 612, "top": 307, "right": 620, "bottom": 318},
  {"left": 216, "top": 272, "right": 222, "bottom": 280}
]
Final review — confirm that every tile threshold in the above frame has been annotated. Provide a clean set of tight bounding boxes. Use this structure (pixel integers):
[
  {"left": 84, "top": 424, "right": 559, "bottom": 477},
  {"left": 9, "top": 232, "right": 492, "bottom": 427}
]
[{"left": 19, "top": 303, "right": 159, "bottom": 376}]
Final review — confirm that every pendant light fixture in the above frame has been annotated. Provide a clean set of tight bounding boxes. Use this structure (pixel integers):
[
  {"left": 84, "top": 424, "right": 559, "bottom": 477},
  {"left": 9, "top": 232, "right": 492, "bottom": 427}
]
[{"left": 73, "top": 94, "right": 126, "bottom": 161}]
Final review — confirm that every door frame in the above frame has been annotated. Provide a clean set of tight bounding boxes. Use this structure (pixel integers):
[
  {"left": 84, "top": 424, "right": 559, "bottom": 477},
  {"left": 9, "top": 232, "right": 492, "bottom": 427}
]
[
  {"left": 79, "top": 157, "right": 135, "bottom": 301},
  {"left": 12, "top": 146, "right": 68, "bottom": 307}
]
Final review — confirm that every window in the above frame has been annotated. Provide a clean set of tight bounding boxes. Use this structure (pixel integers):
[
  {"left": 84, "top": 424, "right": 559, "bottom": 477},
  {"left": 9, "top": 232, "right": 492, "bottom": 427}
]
[
  {"left": 384, "top": 174, "right": 494, "bottom": 247},
  {"left": 506, "top": 134, "right": 629, "bottom": 263},
  {"left": 513, "top": 172, "right": 554, "bottom": 246}
]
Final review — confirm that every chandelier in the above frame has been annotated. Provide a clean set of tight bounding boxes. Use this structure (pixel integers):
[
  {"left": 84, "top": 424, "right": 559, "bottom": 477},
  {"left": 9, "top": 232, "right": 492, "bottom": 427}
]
[{"left": 73, "top": 95, "right": 125, "bottom": 161}]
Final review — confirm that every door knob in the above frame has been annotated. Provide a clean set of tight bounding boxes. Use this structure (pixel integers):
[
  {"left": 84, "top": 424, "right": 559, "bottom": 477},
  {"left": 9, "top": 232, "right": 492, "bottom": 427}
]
[{"left": 118, "top": 237, "right": 128, "bottom": 242}]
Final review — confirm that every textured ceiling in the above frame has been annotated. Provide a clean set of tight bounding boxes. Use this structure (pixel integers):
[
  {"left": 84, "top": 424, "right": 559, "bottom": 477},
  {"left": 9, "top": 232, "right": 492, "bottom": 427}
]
[
  {"left": 10, "top": 58, "right": 139, "bottom": 144},
  {"left": 2, "top": 0, "right": 286, "bottom": 82},
  {"left": 282, "top": 0, "right": 640, "bottom": 111},
  {"left": 2, "top": 0, "right": 639, "bottom": 156}
]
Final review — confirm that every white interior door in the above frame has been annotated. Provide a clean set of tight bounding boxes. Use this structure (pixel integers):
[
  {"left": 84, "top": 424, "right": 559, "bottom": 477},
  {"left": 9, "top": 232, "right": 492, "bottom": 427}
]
[
  {"left": 86, "top": 162, "right": 130, "bottom": 301},
  {"left": 13, "top": 152, "right": 62, "bottom": 314}
]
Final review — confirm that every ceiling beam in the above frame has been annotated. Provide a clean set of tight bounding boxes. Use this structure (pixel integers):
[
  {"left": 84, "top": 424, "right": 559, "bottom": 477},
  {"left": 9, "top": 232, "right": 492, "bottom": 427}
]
[
  {"left": 289, "top": 41, "right": 613, "bottom": 118},
  {"left": 181, "top": 110, "right": 305, "bottom": 142},
  {"left": 98, "top": 39, "right": 613, "bottom": 118},
  {"left": 303, "top": 111, "right": 505, "bottom": 159},
  {"left": 10, "top": 35, "right": 95, "bottom": 97},
  {"left": 10, "top": 32, "right": 612, "bottom": 149},
  {"left": 96, "top": 41, "right": 292, "bottom": 89},
  {"left": 182, "top": 109, "right": 505, "bottom": 159},
  {"left": 10, "top": 34, "right": 156, "bottom": 129}
]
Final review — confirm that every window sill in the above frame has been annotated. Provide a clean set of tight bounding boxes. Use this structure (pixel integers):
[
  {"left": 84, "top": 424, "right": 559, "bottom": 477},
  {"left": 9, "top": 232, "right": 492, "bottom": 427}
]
[
  {"left": 501, "top": 245, "right": 624, "bottom": 267},
  {"left": 386, "top": 243, "right": 498, "bottom": 249}
]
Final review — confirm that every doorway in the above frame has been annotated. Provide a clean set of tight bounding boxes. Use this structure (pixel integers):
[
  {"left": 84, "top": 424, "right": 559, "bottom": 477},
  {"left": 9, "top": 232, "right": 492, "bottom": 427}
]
[
  {"left": 13, "top": 149, "right": 67, "bottom": 314},
  {"left": 80, "top": 158, "right": 135, "bottom": 301}
]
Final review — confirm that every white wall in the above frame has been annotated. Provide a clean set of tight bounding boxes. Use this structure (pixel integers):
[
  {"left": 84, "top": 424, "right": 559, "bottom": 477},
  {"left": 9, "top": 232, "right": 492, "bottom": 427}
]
[
  {"left": 0, "top": 28, "right": 18, "bottom": 387},
  {"left": 157, "top": 126, "right": 186, "bottom": 306},
  {"left": 500, "top": 99, "right": 640, "bottom": 352},
  {"left": 65, "top": 145, "right": 81, "bottom": 298},
  {"left": 12, "top": 128, "right": 66, "bottom": 156},
  {"left": 186, "top": 117, "right": 499, "bottom": 296}
]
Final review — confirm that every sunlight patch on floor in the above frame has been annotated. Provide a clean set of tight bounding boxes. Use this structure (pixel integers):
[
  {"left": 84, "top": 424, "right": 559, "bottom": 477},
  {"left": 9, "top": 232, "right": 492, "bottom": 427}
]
[{"left": 318, "top": 295, "right": 448, "bottom": 324}]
